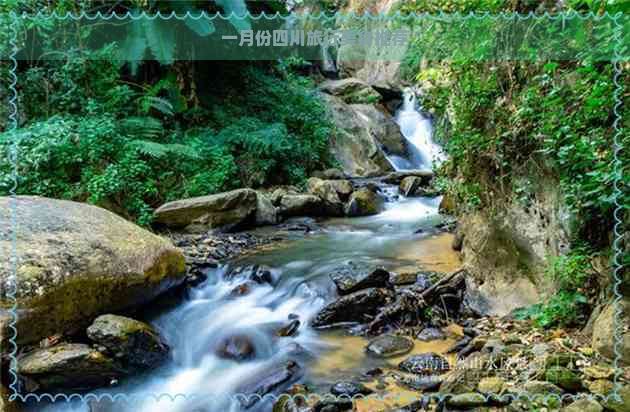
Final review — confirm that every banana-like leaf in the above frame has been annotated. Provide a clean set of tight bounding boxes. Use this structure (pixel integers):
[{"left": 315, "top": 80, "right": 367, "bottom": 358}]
[
  {"left": 184, "top": 16, "right": 216, "bottom": 37},
  {"left": 119, "top": 20, "right": 148, "bottom": 75},
  {"left": 142, "top": 19, "right": 177, "bottom": 65}
]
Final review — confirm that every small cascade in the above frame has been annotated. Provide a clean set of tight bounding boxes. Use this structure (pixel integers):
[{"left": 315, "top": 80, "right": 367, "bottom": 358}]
[{"left": 389, "top": 89, "right": 446, "bottom": 171}]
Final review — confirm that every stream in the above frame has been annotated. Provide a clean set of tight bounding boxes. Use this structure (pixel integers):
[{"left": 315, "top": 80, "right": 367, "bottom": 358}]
[{"left": 37, "top": 90, "right": 457, "bottom": 412}]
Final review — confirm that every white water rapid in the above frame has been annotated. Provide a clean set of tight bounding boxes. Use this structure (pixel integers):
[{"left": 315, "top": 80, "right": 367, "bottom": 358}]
[
  {"left": 387, "top": 89, "right": 446, "bottom": 171},
  {"left": 34, "top": 88, "right": 448, "bottom": 412}
]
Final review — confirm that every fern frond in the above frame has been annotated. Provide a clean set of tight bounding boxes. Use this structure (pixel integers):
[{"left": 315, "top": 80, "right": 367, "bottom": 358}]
[
  {"left": 118, "top": 117, "right": 163, "bottom": 140},
  {"left": 141, "top": 96, "right": 174, "bottom": 116},
  {"left": 119, "top": 20, "right": 148, "bottom": 75},
  {"left": 128, "top": 140, "right": 202, "bottom": 159}
]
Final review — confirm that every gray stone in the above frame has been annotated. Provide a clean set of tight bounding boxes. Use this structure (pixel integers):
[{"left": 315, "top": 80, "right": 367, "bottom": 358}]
[
  {"left": 366, "top": 335, "right": 413, "bottom": 358},
  {"left": 0, "top": 196, "right": 186, "bottom": 346}
]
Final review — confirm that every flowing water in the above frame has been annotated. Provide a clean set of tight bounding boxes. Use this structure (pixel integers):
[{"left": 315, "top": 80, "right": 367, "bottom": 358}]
[
  {"left": 387, "top": 89, "right": 446, "bottom": 172},
  {"left": 36, "top": 89, "right": 454, "bottom": 412}
]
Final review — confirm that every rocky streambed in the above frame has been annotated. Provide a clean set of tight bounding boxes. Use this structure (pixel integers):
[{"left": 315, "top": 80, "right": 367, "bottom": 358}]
[{"left": 1, "top": 172, "right": 625, "bottom": 412}]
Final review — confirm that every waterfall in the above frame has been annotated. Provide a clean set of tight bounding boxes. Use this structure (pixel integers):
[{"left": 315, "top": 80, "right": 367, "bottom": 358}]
[{"left": 389, "top": 89, "right": 446, "bottom": 171}]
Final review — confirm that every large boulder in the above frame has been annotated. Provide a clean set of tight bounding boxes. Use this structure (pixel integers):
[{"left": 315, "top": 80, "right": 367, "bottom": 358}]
[
  {"left": 319, "top": 78, "right": 381, "bottom": 104},
  {"left": 154, "top": 188, "right": 258, "bottom": 232},
  {"left": 255, "top": 192, "right": 278, "bottom": 226},
  {"left": 352, "top": 104, "right": 408, "bottom": 157},
  {"left": 0, "top": 196, "right": 186, "bottom": 345},
  {"left": 323, "top": 94, "right": 394, "bottom": 177},
  {"left": 311, "top": 288, "right": 393, "bottom": 327},
  {"left": 592, "top": 299, "right": 630, "bottom": 365},
  {"left": 345, "top": 187, "right": 383, "bottom": 217},
  {"left": 17, "top": 343, "right": 125, "bottom": 391},
  {"left": 307, "top": 177, "right": 344, "bottom": 216},
  {"left": 278, "top": 194, "right": 324, "bottom": 218},
  {"left": 86, "top": 314, "right": 169, "bottom": 369},
  {"left": 329, "top": 263, "right": 390, "bottom": 295}
]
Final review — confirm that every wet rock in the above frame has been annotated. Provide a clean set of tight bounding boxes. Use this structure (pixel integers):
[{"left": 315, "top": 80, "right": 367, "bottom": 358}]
[
  {"left": 390, "top": 272, "right": 417, "bottom": 286},
  {"left": 545, "top": 366, "right": 583, "bottom": 392},
  {"left": 313, "top": 398, "right": 354, "bottom": 412},
  {"left": 313, "top": 168, "right": 346, "bottom": 180},
  {"left": 307, "top": 177, "right": 345, "bottom": 216},
  {"left": 439, "top": 368, "right": 485, "bottom": 394},
  {"left": 330, "top": 381, "right": 373, "bottom": 397},
  {"left": 477, "top": 376, "right": 505, "bottom": 394},
  {"left": 154, "top": 188, "right": 258, "bottom": 232},
  {"left": 398, "top": 353, "right": 450, "bottom": 375},
  {"left": 311, "top": 288, "right": 394, "bottom": 327},
  {"left": 415, "top": 272, "right": 434, "bottom": 291},
  {"left": 583, "top": 365, "right": 614, "bottom": 380},
  {"left": 399, "top": 375, "right": 442, "bottom": 392},
  {"left": 319, "top": 78, "right": 381, "bottom": 104},
  {"left": 588, "top": 379, "right": 614, "bottom": 396},
  {"left": 344, "top": 187, "right": 383, "bottom": 217},
  {"left": 255, "top": 192, "right": 278, "bottom": 226},
  {"left": 17, "top": 343, "right": 125, "bottom": 391},
  {"left": 603, "top": 384, "right": 630, "bottom": 412},
  {"left": 416, "top": 327, "right": 445, "bottom": 342},
  {"left": 86, "top": 314, "right": 169, "bottom": 369},
  {"left": 272, "top": 397, "right": 299, "bottom": 412},
  {"left": 379, "top": 170, "right": 433, "bottom": 185},
  {"left": 276, "top": 320, "right": 301, "bottom": 337},
  {"left": 399, "top": 176, "right": 429, "bottom": 197},
  {"left": 384, "top": 400, "right": 426, "bottom": 412},
  {"left": 462, "top": 327, "right": 480, "bottom": 337},
  {"left": 365, "top": 335, "right": 413, "bottom": 358},
  {"left": 0, "top": 196, "right": 186, "bottom": 346},
  {"left": 230, "top": 282, "right": 253, "bottom": 297},
  {"left": 563, "top": 399, "right": 603, "bottom": 412},
  {"left": 328, "top": 180, "right": 354, "bottom": 201},
  {"left": 446, "top": 393, "right": 487, "bottom": 408},
  {"left": 279, "top": 194, "right": 324, "bottom": 217},
  {"left": 330, "top": 263, "right": 390, "bottom": 295},
  {"left": 216, "top": 334, "right": 256, "bottom": 361},
  {"left": 523, "top": 380, "right": 564, "bottom": 395},
  {"left": 237, "top": 361, "right": 302, "bottom": 408},
  {"left": 446, "top": 336, "right": 472, "bottom": 354},
  {"left": 226, "top": 265, "right": 274, "bottom": 285}
]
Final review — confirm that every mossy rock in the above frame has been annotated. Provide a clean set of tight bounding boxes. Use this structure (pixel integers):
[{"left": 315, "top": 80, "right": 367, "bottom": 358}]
[
  {"left": 17, "top": 343, "right": 125, "bottom": 391},
  {"left": 545, "top": 366, "right": 583, "bottom": 392},
  {"left": 562, "top": 398, "right": 603, "bottom": 412},
  {"left": 86, "top": 314, "right": 169, "bottom": 369},
  {"left": 0, "top": 196, "right": 186, "bottom": 346},
  {"left": 345, "top": 188, "right": 383, "bottom": 217}
]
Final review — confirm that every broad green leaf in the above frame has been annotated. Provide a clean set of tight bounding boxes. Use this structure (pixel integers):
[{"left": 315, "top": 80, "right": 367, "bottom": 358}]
[
  {"left": 215, "top": 0, "right": 251, "bottom": 32},
  {"left": 142, "top": 19, "right": 176, "bottom": 65},
  {"left": 184, "top": 16, "right": 215, "bottom": 37}
]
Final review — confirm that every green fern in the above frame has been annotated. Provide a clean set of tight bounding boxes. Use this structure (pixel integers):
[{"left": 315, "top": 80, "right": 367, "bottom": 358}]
[
  {"left": 128, "top": 140, "right": 201, "bottom": 159},
  {"left": 118, "top": 117, "right": 163, "bottom": 140},
  {"left": 139, "top": 96, "right": 174, "bottom": 116}
]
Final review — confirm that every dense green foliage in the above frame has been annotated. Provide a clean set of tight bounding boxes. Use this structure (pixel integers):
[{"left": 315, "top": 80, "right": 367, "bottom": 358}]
[
  {"left": 0, "top": 0, "right": 333, "bottom": 225},
  {"left": 413, "top": 59, "right": 626, "bottom": 327}
]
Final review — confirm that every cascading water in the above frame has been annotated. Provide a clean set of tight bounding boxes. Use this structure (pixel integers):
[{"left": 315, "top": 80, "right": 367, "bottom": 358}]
[
  {"left": 35, "top": 90, "right": 449, "bottom": 412},
  {"left": 387, "top": 89, "right": 446, "bottom": 171}
]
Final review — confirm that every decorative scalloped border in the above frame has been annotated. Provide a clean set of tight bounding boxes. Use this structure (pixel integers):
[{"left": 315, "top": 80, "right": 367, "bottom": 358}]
[{"left": 3, "top": 10, "right": 626, "bottom": 409}]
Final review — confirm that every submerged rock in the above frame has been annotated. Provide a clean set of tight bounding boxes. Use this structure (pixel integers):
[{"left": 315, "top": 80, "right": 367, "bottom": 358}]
[
  {"left": 399, "top": 375, "right": 443, "bottom": 391},
  {"left": 18, "top": 343, "right": 125, "bottom": 391},
  {"left": 154, "top": 188, "right": 258, "bottom": 232},
  {"left": 344, "top": 188, "right": 383, "bottom": 217},
  {"left": 330, "top": 263, "right": 390, "bottom": 295},
  {"left": 446, "top": 393, "right": 487, "bottom": 408},
  {"left": 365, "top": 335, "right": 413, "bottom": 358},
  {"left": 563, "top": 399, "right": 603, "bottom": 412},
  {"left": 226, "top": 265, "right": 275, "bottom": 285},
  {"left": 416, "top": 327, "right": 446, "bottom": 342},
  {"left": 330, "top": 381, "right": 373, "bottom": 397},
  {"left": 311, "top": 288, "right": 393, "bottom": 327},
  {"left": 86, "top": 314, "right": 169, "bottom": 369},
  {"left": 398, "top": 353, "right": 450, "bottom": 375},
  {"left": 216, "top": 334, "right": 256, "bottom": 361},
  {"left": 0, "top": 196, "right": 186, "bottom": 346},
  {"left": 313, "top": 398, "right": 354, "bottom": 412},
  {"left": 276, "top": 320, "right": 301, "bottom": 337},
  {"left": 236, "top": 361, "right": 302, "bottom": 408}
]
